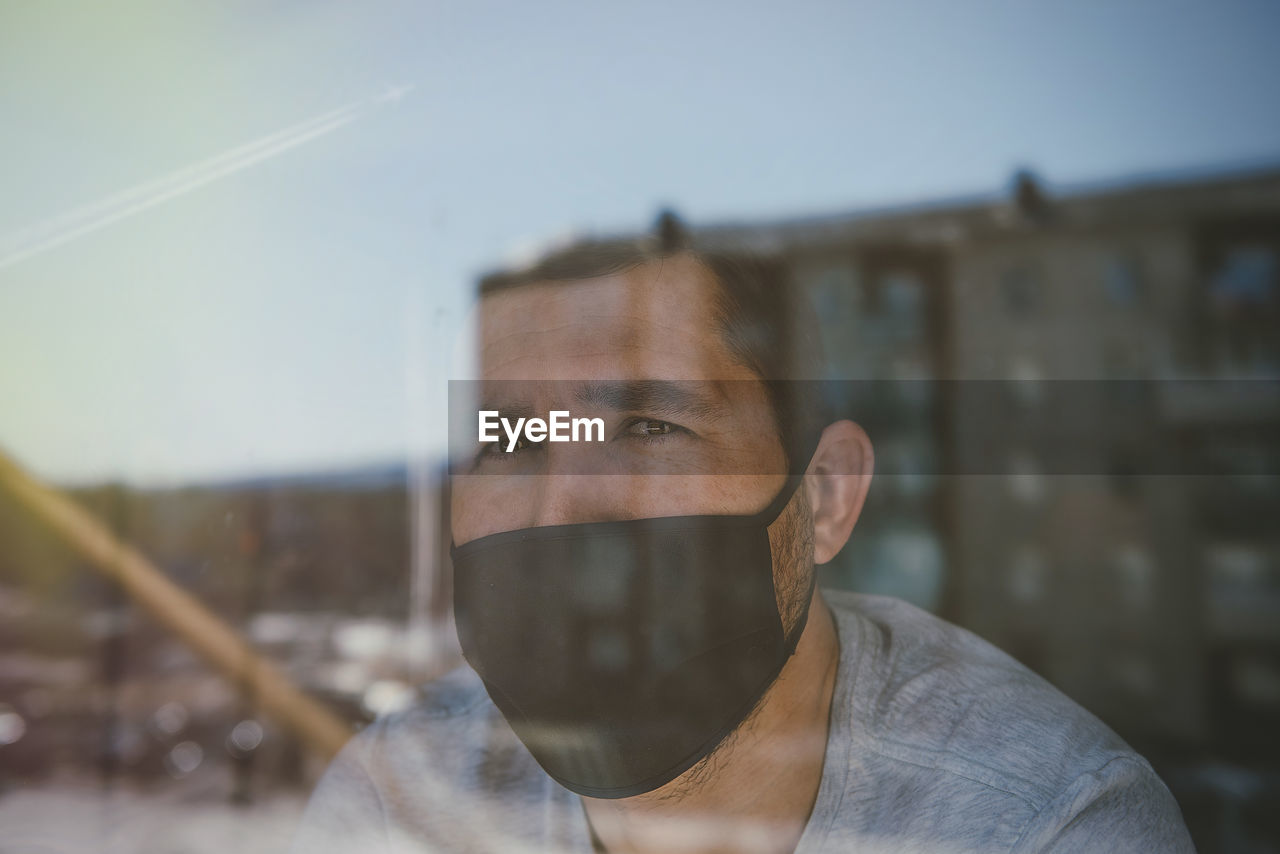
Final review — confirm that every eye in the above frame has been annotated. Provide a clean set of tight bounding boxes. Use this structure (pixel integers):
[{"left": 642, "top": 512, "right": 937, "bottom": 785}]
[
  {"left": 621, "top": 418, "right": 681, "bottom": 439},
  {"left": 472, "top": 434, "right": 533, "bottom": 466}
]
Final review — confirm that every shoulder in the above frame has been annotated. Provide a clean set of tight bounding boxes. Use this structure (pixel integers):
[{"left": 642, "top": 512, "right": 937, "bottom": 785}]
[
  {"left": 347, "top": 664, "right": 535, "bottom": 797},
  {"left": 829, "top": 591, "right": 1136, "bottom": 802},
  {"left": 375, "top": 665, "right": 491, "bottom": 728},
  {"left": 820, "top": 592, "right": 1192, "bottom": 851},
  {"left": 293, "top": 665, "right": 564, "bottom": 853}
]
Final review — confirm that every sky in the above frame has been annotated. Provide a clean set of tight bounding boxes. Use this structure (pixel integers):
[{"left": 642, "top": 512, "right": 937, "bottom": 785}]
[{"left": 2, "top": 0, "right": 1279, "bottom": 486}]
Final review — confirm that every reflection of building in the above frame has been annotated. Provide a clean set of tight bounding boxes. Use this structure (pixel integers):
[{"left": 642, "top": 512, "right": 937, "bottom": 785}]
[{"left": 639, "top": 166, "right": 1280, "bottom": 765}]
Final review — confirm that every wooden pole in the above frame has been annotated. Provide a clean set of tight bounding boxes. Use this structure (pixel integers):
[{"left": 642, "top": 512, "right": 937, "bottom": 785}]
[{"left": 0, "top": 449, "right": 353, "bottom": 760}]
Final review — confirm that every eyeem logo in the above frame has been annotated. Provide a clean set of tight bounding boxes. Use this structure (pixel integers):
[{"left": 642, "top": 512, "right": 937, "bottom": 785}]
[{"left": 479, "top": 410, "right": 606, "bottom": 452}]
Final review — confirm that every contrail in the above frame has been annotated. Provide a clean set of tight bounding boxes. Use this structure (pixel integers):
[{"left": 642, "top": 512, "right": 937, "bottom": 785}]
[
  {"left": 1, "top": 102, "right": 362, "bottom": 252},
  {"left": 0, "top": 86, "right": 411, "bottom": 272}
]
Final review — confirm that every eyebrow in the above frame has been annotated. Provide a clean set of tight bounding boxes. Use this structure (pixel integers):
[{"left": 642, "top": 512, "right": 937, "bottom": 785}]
[
  {"left": 572, "top": 381, "right": 729, "bottom": 421},
  {"left": 475, "top": 399, "right": 535, "bottom": 422}
]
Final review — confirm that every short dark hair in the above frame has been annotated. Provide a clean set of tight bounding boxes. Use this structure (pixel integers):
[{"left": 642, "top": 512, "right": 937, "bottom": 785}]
[{"left": 477, "top": 221, "right": 825, "bottom": 470}]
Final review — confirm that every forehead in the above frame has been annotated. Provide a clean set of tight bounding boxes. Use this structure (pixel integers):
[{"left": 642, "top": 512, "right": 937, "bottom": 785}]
[{"left": 477, "top": 255, "right": 757, "bottom": 383}]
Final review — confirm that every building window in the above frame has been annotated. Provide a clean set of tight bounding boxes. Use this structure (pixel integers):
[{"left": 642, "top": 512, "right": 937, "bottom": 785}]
[
  {"left": 1103, "top": 253, "right": 1143, "bottom": 306},
  {"left": 1205, "top": 246, "right": 1280, "bottom": 374},
  {"left": 877, "top": 269, "right": 926, "bottom": 343},
  {"left": 800, "top": 261, "right": 861, "bottom": 315},
  {"left": 1211, "top": 247, "right": 1278, "bottom": 309},
  {"left": 883, "top": 271, "right": 924, "bottom": 316},
  {"left": 796, "top": 259, "right": 862, "bottom": 377}
]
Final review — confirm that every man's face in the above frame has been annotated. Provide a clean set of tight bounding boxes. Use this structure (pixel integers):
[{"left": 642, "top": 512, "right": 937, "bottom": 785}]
[
  {"left": 451, "top": 255, "right": 796, "bottom": 545},
  {"left": 449, "top": 255, "right": 825, "bottom": 801}
]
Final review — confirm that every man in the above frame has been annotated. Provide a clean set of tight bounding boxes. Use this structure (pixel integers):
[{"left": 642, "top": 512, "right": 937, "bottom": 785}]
[{"left": 292, "top": 228, "right": 1193, "bottom": 853}]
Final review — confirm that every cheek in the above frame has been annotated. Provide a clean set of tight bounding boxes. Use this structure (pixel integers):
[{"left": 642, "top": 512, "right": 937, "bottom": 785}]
[
  {"left": 450, "top": 474, "right": 786, "bottom": 541},
  {"left": 450, "top": 475, "right": 537, "bottom": 543},
  {"left": 624, "top": 475, "right": 785, "bottom": 518}
]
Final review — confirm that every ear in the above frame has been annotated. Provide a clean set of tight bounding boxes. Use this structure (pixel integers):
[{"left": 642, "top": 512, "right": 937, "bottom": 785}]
[{"left": 804, "top": 420, "right": 874, "bottom": 566}]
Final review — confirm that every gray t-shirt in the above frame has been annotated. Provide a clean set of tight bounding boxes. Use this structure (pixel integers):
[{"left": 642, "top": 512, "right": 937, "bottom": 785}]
[{"left": 291, "top": 592, "right": 1194, "bottom": 853}]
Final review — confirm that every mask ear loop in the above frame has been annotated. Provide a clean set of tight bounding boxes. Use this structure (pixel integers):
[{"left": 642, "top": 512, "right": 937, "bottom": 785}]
[
  {"left": 753, "top": 426, "right": 823, "bottom": 526},
  {"left": 754, "top": 472, "right": 807, "bottom": 525},
  {"left": 754, "top": 432, "right": 823, "bottom": 658}
]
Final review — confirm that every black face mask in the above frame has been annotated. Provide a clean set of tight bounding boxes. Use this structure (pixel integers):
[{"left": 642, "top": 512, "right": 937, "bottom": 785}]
[{"left": 450, "top": 474, "right": 814, "bottom": 799}]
